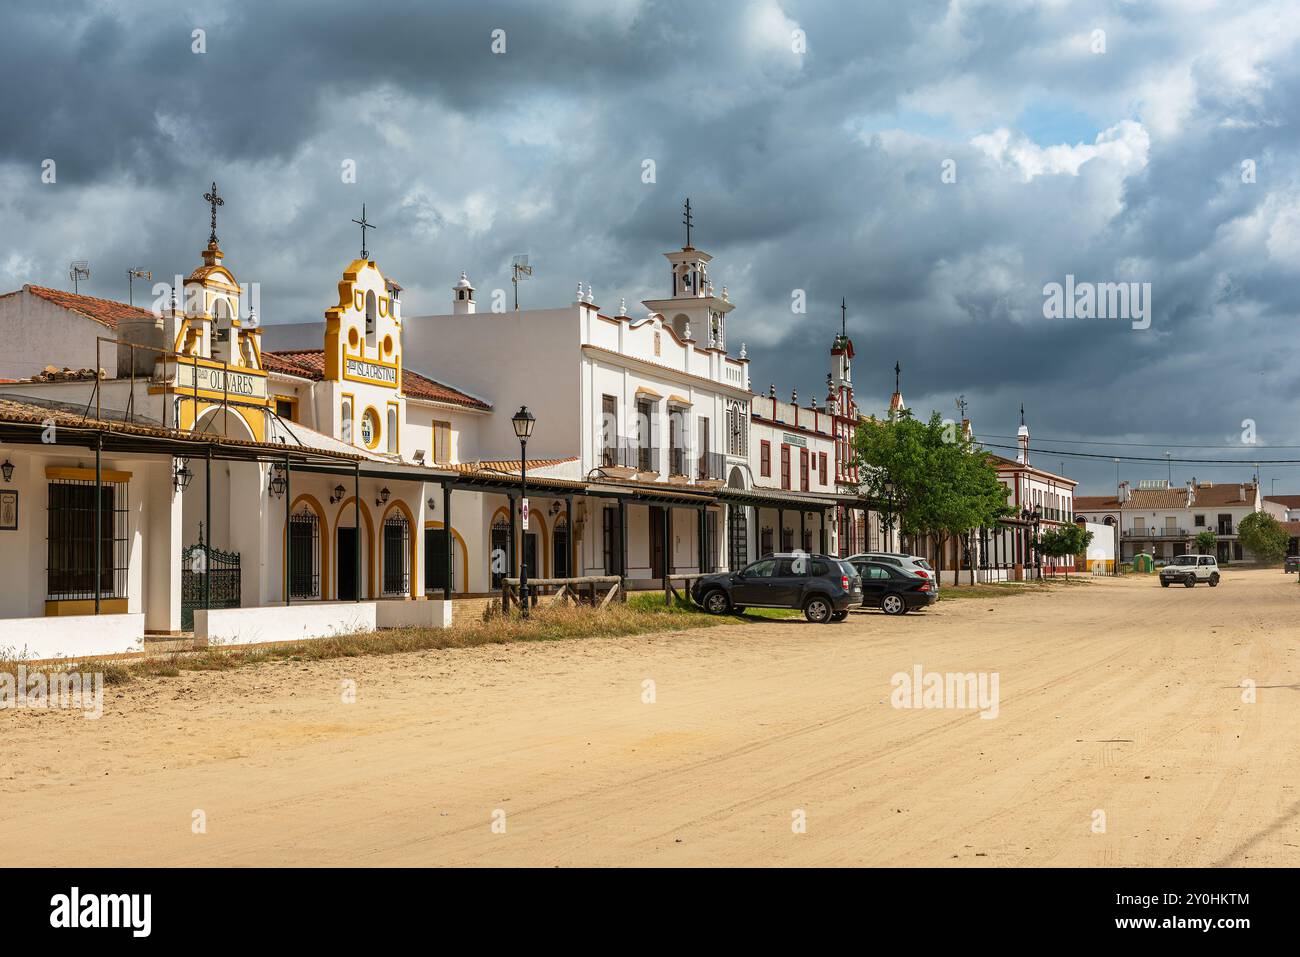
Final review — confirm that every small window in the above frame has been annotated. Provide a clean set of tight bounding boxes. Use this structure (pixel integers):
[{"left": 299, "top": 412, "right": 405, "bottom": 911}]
[
  {"left": 1194, "top": 515, "right": 1205, "bottom": 526},
  {"left": 760, "top": 441, "right": 771, "bottom": 477},
  {"left": 275, "top": 398, "right": 295, "bottom": 421},
  {"left": 365, "top": 291, "right": 378, "bottom": 347},
  {"left": 432, "top": 420, "right": 451, "bottom": 465}
]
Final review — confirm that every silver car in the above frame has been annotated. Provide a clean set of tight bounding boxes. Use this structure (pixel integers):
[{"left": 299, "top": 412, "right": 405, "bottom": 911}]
[{"left": 847, "top": 552, "right": 939, "bottom": 591}]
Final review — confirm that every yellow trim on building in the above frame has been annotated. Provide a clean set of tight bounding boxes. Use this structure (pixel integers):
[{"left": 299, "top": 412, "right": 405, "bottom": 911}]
[{"left": 45, "top": 466, "right": 133, "bottom": 483}]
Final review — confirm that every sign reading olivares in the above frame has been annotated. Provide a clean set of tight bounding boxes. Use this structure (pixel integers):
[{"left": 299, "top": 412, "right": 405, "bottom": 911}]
[
  {"left": 344, "top": 355, "right": 398, "bottom": 386},
  {"left": 176, "top": 361, "right": 268, "bottom": 399}
]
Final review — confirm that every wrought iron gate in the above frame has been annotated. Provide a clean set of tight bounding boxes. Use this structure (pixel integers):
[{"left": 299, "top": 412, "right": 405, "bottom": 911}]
[{"left": 180, "top": 532, "right": 242, "bottom": 631}]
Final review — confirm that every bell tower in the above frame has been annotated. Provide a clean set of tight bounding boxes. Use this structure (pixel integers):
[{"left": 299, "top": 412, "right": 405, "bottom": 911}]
[{"left": 642, "top": 198, "right": 734, "bottom": 350}]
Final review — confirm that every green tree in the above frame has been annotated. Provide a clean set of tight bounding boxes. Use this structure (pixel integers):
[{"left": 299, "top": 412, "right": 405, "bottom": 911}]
[
  {"left": 853, "top": 410, "right": 1011, "bottom": 586},
  {"left": 1237, "top": 512, "right": 1289, "bottom": 565},
  {"left": 1036, "top": 523, "right": 1093, "bottom": 580},
  {"left": 1194, "top": 529, "right": 1217, "bottom": 555}
]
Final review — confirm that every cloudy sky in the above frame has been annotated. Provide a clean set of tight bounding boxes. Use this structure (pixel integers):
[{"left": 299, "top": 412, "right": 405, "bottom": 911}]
[{"left": 3, "top": 0, "right": 1299, "bottom": 494}]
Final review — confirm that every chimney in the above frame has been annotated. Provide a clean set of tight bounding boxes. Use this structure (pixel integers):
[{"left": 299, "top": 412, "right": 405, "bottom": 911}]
[
  {"left": 1185, "top": 480, "right": 1194, "bottom": 507},
  {"left": 452, "top": 272, "right": 476, "bottom": 314},
  {"left": 1016, "top": 403, "right": 1029, "bottom": 465},
  {"left": 1118, "top": 481, "right": 1130, "bottom": 504}
]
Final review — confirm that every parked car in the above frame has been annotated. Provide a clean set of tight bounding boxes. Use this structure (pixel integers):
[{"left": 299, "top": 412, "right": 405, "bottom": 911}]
[
  {"left": 847, "top": 552, "right": 938, "bottom": 590},
  {"left": 692, "top": 553, "right": 862, "bottom": 623},
  {"left": 1285, "top": 555, "right": 1300, "bottom": 573},
  {"left": 847, "top": 558, "right": 938, "bottom": 614},
  {"left": 1159, "top": 554, "right": 1220, "bottom": 588}
]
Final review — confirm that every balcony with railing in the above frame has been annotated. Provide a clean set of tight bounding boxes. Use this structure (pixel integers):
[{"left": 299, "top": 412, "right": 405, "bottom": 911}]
[
  {"left": 668, "top": 446, "right": 687, "bottom": 477},
  {"left": 696, "top": 451, "right": 726, "bottom": 481},
  {"left": 1123, "top": 527, "right": 1188, "bottom": 538},
  {"left": 600, "top": 440, "right": 660, "bottom": 474}
]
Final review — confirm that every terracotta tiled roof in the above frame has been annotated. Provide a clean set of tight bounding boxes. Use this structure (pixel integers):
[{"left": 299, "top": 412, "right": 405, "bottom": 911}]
[
  {"left": 449, "top": 457, "right": 578, "bottom": 474},
  {"left": 0, "top": 397, "right": 361, "bottom": 460},
  {"left": 6, "top": 284, "right": 158, "bottom": 330},
  {"left": 262, "top": 349, "right": 490, "bottom": 411},
  {"left": 1126, "top": 488, "right": 1189, "bottom": 509},
  {"left": 1123, "top": 483, "right": 1256, "bottom": 510},
  {"left": 402, "top": 368, "right": 490, "bottom": 410},
  {"left": 1265, "top": 495, "right": 1300, "bottom": 509},
  {"left": 1190, "top": 483, "right": 1255, "bottom": 506},
  {"left": 1075, "top": 495, "right": 1121, "bottom": 511},
  {"left": 261, "top": 350, "right": 326, "bottom": 378}
]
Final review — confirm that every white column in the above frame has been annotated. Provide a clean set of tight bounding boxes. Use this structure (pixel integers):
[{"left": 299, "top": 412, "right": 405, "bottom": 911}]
[{"left": 144, "top": 459, "right": 183, "bottom": 633}]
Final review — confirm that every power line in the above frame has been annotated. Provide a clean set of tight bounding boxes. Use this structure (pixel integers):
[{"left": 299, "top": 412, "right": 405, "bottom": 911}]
[
  {"left": 978, "top": 433, "right": 1300, "bottom": 450},
  {"left": 981, "top": 441, "right": 1300, "bottom": 466}
]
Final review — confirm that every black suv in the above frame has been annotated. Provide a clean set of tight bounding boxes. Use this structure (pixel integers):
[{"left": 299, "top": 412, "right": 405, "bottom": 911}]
[
  {"left": 847, "top": 558, "right": 937, "bottom": 614},
  {"left": 692, "top": 553, "right": 861, "bottom": 623}
]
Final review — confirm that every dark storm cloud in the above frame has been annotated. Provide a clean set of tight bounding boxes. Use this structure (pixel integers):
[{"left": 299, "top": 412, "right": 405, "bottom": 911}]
[{"left": 3, "top": 0, "right": 1300, "bottom": 493}]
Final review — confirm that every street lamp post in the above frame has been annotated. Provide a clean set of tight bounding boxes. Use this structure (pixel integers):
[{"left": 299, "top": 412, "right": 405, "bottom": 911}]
[
  {"left": 1021, "top": 505, "right": 1042, "bottom": 579},
  {"left": 512, "top": 406, "right": 536, "bottom": 618},
  {"left": 882, "top": 480, "right": 895, "bottom": 553}
]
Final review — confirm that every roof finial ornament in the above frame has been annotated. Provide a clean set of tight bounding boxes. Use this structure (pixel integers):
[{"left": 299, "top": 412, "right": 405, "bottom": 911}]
[
  {"left": 1020, "top": 402, "right": 1025, "bottom": 427},
  {"left": 576, "top": 281, "right": 584, "bottom": 301},
  {"left": 619, "top": 296, "right": 627, "bottom": 316},
  {"left": 584, "top": 282, "right": 594, "bottom": 303},
  {"left": 352, "top": 203, "right": 376, "bottom": 260},
  {"left": 203, "top": 182, "right": 223, "bottom": 246},
  {"left": 682, "top": 197, "right": 693, "bottom": 248},
  {"left": 895, "top": 360, "right": 901, "bottom": 394},
  {"left": 841, "top": 297, "right": 847, "bottom": 340},
  {"left": 739, "top": 341, "right": 747, "bottom": 359}
]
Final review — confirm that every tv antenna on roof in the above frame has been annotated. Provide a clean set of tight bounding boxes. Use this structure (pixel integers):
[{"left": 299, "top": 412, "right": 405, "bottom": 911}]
[
  {"left": 69, "top": 261, "right": 91, "bottom": 294},
  {"left": 126, "top": 267, "right": 152, "bottom": 306},
  {"left": 511, "top": 255, "right": 533, "bottom": 311}
]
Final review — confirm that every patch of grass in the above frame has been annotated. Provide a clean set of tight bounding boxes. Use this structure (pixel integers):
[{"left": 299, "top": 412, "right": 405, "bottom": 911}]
[
  {"left": 937, "top": 578, "right": 1092, "bottom": 600},
  {"left": 736, "top": 607, "right": 802, "bottom": 620},
  {"left": 3, "top": 601, "right": 726, "bottom": 687}
]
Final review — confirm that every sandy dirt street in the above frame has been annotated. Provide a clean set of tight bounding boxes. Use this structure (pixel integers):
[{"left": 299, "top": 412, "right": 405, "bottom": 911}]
[{"left": 3, "top": 569, "right": 1299, "bottom": 867}]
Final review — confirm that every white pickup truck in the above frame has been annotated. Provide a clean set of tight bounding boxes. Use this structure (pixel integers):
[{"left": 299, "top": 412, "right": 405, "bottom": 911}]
[{"left": 1159, "top": 554, "right": 1221, "bottom": 588}]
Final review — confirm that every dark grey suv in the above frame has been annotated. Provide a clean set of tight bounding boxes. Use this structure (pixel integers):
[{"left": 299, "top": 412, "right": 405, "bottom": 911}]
[{"left": 691, "top": 553, "right": 862, "bottom": 623}]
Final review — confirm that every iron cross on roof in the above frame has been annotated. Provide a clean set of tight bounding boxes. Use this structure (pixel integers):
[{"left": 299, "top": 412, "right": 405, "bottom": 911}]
[
  {"left": 841, "top": 297, "right": 847, "bottom": 339},
  {"left": 353, "top": 204, "right": 377, "bottom": 260},
  {"left": 203, "top": 182, "right": 223, "bottom": 245},
  {"left": 682, "top": 197, "right": 693, "bottom": 248}
]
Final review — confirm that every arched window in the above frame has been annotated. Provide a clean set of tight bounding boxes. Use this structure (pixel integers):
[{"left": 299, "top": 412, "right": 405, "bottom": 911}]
[
  {"left": 341, "top": 400, "right": 353, "bottom": 444},
  {"left": 365, "top": 291, "right": 378, "bottom": 348},
  {"left": 212, "top": 297, "right": 231, "bottom": 343},
  {"left": 386, "top": 407, "right": 397, "bottom": 454}
]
